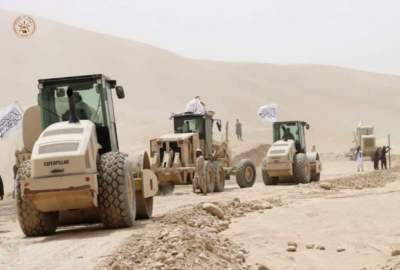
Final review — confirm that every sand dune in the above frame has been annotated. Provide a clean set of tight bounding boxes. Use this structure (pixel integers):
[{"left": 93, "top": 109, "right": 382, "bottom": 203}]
[{"left": 0, "top": 9, "right": 399, "bottom": 192}]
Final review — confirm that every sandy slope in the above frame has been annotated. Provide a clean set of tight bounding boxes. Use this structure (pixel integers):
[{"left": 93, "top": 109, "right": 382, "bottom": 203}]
[{"left": 1, "top": 9, "right": 400, "bottom": 193}]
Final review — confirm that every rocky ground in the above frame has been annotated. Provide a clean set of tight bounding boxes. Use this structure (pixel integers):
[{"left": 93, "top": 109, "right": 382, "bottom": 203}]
[
  {"left": 1, "top": 156, "right": 400, "bottom": 270},
  {"left": 100, "top": 198, "right": 280, "bottom": 270}
]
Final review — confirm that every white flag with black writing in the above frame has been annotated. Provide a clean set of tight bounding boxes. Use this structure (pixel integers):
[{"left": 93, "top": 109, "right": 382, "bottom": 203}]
[
  {"left": 0, "top": 103, "right": 23, "bottom": 138},
  {"left": 257, "top": 104, "right": 278, "bottom": 123}
]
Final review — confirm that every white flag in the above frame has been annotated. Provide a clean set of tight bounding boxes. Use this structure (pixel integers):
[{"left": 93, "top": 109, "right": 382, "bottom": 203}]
[
  {"left": 257, "top": 104, "right": 278, "bottom": 123},
  {"left": 0, "top": 103, "right": 23, "bottom": 138}
]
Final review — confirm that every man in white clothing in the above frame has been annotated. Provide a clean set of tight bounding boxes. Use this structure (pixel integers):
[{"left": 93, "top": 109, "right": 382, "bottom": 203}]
[{"left": 184, "top": 96, "right": 205, "bottom": 114}]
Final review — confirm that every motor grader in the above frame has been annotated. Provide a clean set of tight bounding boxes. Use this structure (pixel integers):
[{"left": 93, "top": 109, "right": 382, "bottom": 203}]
[
  {"left": 261, "top": 121, "right": 321, "bottom": 185},
  {"left": 14, "top": 74, "right": 158, "bottom": 237},
  {"left": 149, "top": 111, "right": 256, "bottom": 194}
]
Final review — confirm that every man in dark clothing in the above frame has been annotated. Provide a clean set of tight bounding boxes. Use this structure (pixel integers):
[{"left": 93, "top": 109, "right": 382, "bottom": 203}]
[
  {"left": 372, "top": 148, "right": 380, "bottom": 170},
  {"left": 282, "top": 126, "right": 295, "bottom": 141},
  {"left": 235, "top": 119, "right": 243, "bottom": 141},
  {"left": 13, "top": 165, "right": 18, "bottom": 199},
  {"left": 0, "top": 175, "right": 4, "bottom": 200},
  {"left": 380, "top": 146, "right": 390, "bottom": 170}
]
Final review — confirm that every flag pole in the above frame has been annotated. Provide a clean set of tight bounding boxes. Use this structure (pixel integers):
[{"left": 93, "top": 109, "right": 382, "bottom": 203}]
[
  {"left": 14, "top": 100, "right": 24, "bottom": 113},
  {"left": 388, "top": 134, "right": 391, "bottom": 169}
]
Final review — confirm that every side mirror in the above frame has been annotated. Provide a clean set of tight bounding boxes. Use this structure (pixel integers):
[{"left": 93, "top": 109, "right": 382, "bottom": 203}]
[
  {"left": 305, "top": 123, "right": 310, "bottom": 130},
  {"left": 216, "top": 120, "right": 222, "bottom": 132},
  {"left": 116, "top": 86, "right": 125, "bottom": 99}
]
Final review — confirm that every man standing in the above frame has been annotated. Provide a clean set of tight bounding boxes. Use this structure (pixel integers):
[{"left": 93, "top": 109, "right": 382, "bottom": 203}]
[
  {"left": 235, "top": 119, "right": 242, "bottom": 141},
  {"left": 0, "top": 175, "right": 4, "bottom": 200},
  {"left": 380, "top": 146, "right": 390, "bottom": 170},
  {"left": 372, "top": 148, "right": 380, "bottom": 170},
  {"left": 193, "top": 149, "right": 206, "bottom": 193},
  {"left": 13, "top": 164, "right": 18, "bottom": 199},
  {"left": 355, "top": 146, "right": 364, "bottom": 172}
]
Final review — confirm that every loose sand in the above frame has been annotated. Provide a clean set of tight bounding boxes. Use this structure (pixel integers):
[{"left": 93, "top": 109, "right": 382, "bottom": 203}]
[{"left": 1, "top": 155, "right": 399, "bottom": 270}]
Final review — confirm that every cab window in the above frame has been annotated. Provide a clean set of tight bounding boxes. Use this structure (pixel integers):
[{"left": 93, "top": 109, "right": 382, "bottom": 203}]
[
  {"left": 174, "top": 117, "right": 204, "bottom": 138},
  {"left": 40, "top": 81, "right": 105, "bottom": 129},
  {"left": 273, "top": 123, "right": 300, "bottom": 142}
]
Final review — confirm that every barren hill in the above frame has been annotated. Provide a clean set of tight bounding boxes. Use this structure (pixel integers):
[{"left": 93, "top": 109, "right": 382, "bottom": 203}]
[{"left": 1, "top": 9, "right": 399, "bottom": 192}]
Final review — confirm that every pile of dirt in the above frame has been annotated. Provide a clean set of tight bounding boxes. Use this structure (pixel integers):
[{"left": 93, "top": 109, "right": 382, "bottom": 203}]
[
  {"left": 101, "top": 198, "right": 280, "bottom": 270},
  {"left": 321, "top": 166, "right": 399, "bottom": 190},
  {"left": 232, "top": 144, "right": 270, "bottom": 167}
]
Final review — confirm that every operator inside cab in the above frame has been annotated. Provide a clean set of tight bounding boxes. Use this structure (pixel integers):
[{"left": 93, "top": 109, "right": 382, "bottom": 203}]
[
  {"left": 183, "top": 120, "right": 192, "bottom": 133},
  {"left": 62, "top": 89, "right": 95, "bottom": 121},
  {"left": 282, "top": 126, "right": 295, "bottom": 141},
  {"left": 282, "top": 125, "right": 302, "bottom": 152}
]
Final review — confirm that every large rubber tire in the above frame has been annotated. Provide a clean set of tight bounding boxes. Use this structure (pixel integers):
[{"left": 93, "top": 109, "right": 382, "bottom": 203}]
[
  {"left": 293, "top": 153, "right": 311, "bottom": 184},
  {"left": 136, "top": 192, "right": 153, "bottom": 219},
  {"left": 199, "top": 172, "right": 208, "bottom": 195},
  {"left": 193, "top": 156, "right": 208, "bottom": 194},
  {"left": 98, "top": 152, "right": 136, "bottom": 228},
  {"left": 157, "top": 182, "right": 175, "bottom": 195},
  {"left": 16, "top": 161, "right": 58, "bottom": 237},
  {"left": 262, "top": 170, "right": 279, "bottom": 185},
  {"left": 311, "top": 171, "right": 321, "bottom": 182},
  {"left": 235, "top": 159, "right": 256, "bottom": 188},
  {"left": 205, "top": 161, "right": 215, "bottom": 193},
  {"left": 214, "top": 163, "right": 225, "bottom": 192}
]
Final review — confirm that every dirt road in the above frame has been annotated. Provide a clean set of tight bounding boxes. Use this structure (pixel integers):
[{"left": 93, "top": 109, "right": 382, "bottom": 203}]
[
  {"left": 0, "top": 156, "right": 398, "bottom": 270},
  {"left": 225, "top": 171, "right": 400, "bottom": 270}
]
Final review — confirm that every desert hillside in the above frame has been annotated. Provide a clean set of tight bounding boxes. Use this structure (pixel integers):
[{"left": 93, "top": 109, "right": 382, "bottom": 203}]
[{"left": 0, "top": 9, "right": 399, "bottom": 191}]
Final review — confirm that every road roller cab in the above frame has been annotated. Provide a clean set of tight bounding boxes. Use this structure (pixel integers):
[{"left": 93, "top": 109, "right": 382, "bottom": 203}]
[{"left": 16, "top": 74, "right": 158, "bottom": 237}]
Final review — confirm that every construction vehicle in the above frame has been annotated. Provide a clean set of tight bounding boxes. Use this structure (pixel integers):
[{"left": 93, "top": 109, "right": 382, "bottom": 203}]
[
  {"left": 149, "top": 111, "right": 256, "bottom": 194},
  {"left": 346, "top": 125, "right": 376, "bottom": 159},
  {"left": 261, "top": 121, "right": 321, "bottom": 185},
  {"left": 15, "top": 74, "right": 158, "bottom": 237}
]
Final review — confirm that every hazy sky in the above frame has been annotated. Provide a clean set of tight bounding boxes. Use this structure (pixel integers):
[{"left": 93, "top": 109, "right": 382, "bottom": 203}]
[{"left": 2, "top": 0, "right": 400, "bottom": 74}]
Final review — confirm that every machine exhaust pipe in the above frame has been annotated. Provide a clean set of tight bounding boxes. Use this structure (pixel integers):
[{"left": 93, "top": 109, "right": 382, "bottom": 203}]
[{"left": 67, "top": 87, "right": 79, "bottom": 123}]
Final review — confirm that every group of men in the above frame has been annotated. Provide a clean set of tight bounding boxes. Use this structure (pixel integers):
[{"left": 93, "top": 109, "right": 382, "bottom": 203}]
[
  {"left": 355, "top": 145, "right": 391, "bottom": 172},
  {"left": 372, "top": 146, "right": 391, "bottom": 170}
]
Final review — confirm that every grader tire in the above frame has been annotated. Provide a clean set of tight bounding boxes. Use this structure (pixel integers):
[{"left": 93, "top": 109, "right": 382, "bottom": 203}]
[
  {"left": 16, "top": 161, "right": 58, "bottom": 237},
  {"left": 311, "top": 171, "right": 321, "bottom": 182},
  {"left": 157, "top": 182, "right": 175, "bottom": 195},
  {"left": 193, "top": 156, "right": 208, "bottom": 194},
  {"left": 214, "top": 163, "right": 225, "bottom": 192},
  {"left": 293, "top": 153, "right": 311, "bottom": 184},
  {"left": 199, "top": 173, "right": 208, "bottom": 195},
  {"left": 235, "top": 159, "right": 256, "bottom": 188},
  {"left": 136, "top": 192, "right": 153, "bottom": 219},
  {"left": 98, "top": 152, "right": 136, "bottom": 228},
  {"left": 205, "top": 161, "right": 215, "bottom": 193},
  {"left": 262, "top": 170, "right": 279, "bottom": 185}
]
